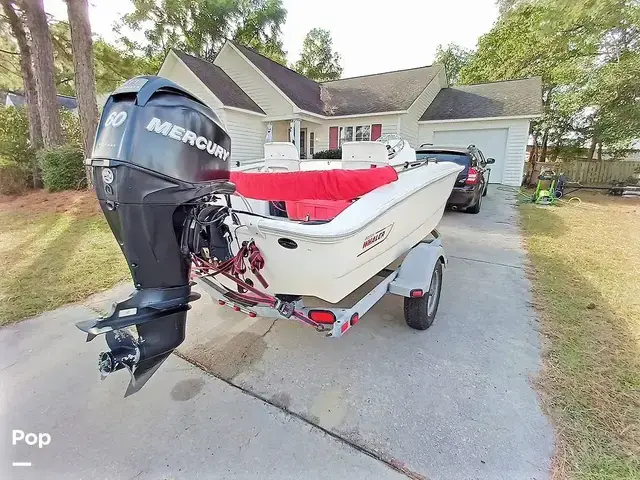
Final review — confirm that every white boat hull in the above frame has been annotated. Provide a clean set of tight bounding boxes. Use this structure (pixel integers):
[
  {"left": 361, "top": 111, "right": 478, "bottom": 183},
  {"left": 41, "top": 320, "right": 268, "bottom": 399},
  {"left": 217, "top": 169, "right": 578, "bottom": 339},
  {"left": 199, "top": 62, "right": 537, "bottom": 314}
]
[{"left": 221, "top": 160, "right": 462, "bottom": 303}]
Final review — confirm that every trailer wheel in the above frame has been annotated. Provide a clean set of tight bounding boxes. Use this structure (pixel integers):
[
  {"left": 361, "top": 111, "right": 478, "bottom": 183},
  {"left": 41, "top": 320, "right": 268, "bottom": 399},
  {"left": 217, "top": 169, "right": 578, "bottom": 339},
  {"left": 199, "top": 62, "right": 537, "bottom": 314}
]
[{"left": 403, "top": 260, "right": 443, "bottom": 330}]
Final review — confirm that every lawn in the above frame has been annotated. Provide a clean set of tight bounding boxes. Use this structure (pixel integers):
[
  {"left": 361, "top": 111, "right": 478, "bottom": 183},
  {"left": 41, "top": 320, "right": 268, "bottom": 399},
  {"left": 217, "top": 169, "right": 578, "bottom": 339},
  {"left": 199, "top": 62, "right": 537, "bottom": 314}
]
[
  {"left": 520, "top": 193, "right": 640, "bottom": 479},
  {"left": 0, "top": 189, "right": 129, "bottom": 325}
]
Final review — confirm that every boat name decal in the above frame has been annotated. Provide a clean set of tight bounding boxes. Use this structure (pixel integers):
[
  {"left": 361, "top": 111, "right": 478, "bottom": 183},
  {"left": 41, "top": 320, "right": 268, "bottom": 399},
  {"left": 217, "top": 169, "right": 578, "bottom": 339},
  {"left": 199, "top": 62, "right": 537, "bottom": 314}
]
[
  {"left": 145, "top": 117, "right": 230, "bottom": 161},
  {"left": 359, "top": 223, "right": 393, "bottom": 256}
]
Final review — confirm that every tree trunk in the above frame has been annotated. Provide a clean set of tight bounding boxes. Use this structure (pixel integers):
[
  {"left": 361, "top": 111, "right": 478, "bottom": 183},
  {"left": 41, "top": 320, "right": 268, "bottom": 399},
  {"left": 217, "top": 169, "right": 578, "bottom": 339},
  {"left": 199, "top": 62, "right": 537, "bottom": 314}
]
[
  {"left": 23, "top": 0, "right": 63, "bottom": 148},
  {"left": 540, "top": 129, "right": 549, "bottom": 163},
  {"left": 587, "top": 136, "right": 597, "bottom": 162},
  {"left": 1, "top": 0, "right": 43, "bottom": 186},
  {"left": 65, "top": 0, "right": 99, "bottom": 165}
]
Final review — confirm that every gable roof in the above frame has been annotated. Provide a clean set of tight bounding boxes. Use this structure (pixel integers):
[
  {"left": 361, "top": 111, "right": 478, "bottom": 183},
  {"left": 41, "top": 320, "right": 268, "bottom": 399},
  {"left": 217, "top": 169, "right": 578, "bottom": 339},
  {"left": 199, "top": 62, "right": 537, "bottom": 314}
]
[
  {"left": 229, "top": 41, "right": 441, "bottom": 116},
  {"left": 173, "top": 50, "right": 265, "bottom": 114},
  {"left": 420, "top": 77, "right": 542, "bottom": 121},
  {"left": 322, "top": 66, "right": 441, "bottom": 116},
  {"left": 230, "top": 41, "right": 324, "bottom": 114}
]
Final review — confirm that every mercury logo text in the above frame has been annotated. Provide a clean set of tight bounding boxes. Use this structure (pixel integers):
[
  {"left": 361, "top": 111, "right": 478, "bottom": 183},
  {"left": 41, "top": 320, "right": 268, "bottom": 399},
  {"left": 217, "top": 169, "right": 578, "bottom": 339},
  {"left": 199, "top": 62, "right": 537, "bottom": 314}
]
[{"left": 146, "top": 117, "right": 230, "bottom": 161}]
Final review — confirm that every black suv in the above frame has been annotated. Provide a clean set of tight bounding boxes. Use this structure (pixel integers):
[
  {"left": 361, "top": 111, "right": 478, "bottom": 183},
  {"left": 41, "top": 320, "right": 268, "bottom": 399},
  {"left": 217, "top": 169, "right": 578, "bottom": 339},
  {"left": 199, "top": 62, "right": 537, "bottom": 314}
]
[{"left": 416, "top": 144, "right": 495, "bottom": 214}]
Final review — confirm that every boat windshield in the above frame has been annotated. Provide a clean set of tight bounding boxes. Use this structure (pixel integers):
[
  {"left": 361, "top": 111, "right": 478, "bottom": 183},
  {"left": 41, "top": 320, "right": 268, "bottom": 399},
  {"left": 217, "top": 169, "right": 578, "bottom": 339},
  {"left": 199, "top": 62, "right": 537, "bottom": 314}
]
[{"left": 416, "top": 152, "right": 470, "bottom": 166}]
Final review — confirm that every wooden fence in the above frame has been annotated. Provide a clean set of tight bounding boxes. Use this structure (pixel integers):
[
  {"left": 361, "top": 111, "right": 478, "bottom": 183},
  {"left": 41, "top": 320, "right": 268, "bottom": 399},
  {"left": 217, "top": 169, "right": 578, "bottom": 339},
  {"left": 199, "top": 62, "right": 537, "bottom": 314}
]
[{"left": 528, "top": 160, "right": 640, "bottom": 185}]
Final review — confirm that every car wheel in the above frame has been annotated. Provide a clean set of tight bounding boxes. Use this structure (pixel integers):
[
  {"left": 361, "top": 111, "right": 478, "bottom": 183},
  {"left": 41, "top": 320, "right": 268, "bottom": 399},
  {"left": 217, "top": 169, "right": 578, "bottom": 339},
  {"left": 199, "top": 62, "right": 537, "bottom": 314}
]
[{"left": 467, "top": 192, "right": 482, "bottom": 214}]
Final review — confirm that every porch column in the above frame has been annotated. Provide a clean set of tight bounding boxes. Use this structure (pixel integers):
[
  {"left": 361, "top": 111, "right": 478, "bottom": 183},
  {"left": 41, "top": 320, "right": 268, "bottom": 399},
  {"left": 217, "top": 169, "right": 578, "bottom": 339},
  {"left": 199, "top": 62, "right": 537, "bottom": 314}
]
[{"left": 292, "top": 119, "right": 301, "bottom": 157}]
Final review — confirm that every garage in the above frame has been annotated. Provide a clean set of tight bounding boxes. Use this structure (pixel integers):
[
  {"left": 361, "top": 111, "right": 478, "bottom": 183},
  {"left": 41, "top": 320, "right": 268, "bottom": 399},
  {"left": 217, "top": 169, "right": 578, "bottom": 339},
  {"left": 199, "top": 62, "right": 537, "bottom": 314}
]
[
  {"left": 417, "top": 78, "right": 542, "bottom": 187},
  {"left": 433, "top": 128, "right": 508, "bottom": 184}
]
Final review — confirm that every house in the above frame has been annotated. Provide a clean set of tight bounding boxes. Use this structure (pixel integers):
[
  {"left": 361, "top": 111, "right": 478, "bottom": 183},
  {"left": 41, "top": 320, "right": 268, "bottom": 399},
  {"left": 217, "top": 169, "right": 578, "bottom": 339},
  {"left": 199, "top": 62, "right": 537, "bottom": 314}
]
[
  {"left": 158, "top": 40, "right": 542, "bottom": 186},
  {"left": 3, "top": 91, "right": 79, "bottom": 114}
]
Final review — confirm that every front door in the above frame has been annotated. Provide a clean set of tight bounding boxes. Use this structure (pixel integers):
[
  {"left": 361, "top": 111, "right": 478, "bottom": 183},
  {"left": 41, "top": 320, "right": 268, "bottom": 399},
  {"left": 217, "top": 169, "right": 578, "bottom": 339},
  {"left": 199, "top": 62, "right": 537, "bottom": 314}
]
[{"left": 300, "top": 128, "right": 307, "bottom": 159}]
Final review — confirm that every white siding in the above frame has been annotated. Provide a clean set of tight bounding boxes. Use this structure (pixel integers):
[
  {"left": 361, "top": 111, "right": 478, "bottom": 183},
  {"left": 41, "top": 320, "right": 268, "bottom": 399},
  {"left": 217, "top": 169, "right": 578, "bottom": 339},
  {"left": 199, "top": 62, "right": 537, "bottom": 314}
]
[
  {"left": 399, "top": 66, "right": 445, "bottom": 148},
  {"left": 315, "top": 115, "right": 401, "bottom": 152},
  {"left": 224, "top": 109, "right": 266, "bottom": 164},
  {"left": 158, "top": 53, "right": 224, "bottom": 120},
  {"left": 214, "top": 45, "right": 293, "bottom": 117},
  {"left": 418, "top": 118, "right": 532, "bottom": 186}
]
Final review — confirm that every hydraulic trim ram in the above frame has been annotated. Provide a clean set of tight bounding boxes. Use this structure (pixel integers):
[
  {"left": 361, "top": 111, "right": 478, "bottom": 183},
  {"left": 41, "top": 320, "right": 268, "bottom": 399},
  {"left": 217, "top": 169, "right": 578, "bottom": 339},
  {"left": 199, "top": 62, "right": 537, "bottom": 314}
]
[{"left": 77, "top": 76, "right": 235, "bottom": 396}]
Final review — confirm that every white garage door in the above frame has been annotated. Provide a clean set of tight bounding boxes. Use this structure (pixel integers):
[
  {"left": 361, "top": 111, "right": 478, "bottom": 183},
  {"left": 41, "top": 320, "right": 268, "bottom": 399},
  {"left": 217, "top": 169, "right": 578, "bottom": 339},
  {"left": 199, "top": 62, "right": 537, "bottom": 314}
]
[{"left": 433, "top": 128, "right": 508, "bottom": 184}]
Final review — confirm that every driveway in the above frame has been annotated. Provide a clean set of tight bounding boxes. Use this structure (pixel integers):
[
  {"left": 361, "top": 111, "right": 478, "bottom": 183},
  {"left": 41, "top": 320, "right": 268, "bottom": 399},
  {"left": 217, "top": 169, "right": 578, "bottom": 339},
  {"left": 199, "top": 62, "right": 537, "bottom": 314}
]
[{"left": 0, "top": 188, "right": 553, "bottom": 479}]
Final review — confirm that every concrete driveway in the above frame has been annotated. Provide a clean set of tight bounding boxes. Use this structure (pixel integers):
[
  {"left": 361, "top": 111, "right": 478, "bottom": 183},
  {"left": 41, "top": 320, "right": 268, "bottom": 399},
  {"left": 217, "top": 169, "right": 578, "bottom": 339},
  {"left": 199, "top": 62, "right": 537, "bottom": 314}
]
[{"left": 0, "top": 188, "right": 553, "bottom": 479}]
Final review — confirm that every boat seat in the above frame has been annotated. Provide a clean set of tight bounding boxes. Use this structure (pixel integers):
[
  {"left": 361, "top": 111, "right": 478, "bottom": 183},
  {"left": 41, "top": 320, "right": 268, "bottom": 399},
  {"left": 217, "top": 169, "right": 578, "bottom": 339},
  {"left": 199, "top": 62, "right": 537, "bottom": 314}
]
[
  {"left": 262, "top": 142, "right": 300, "bottom": 172},
  {"left": 341, "top": 141, "right": 390, "bottom": 170}
]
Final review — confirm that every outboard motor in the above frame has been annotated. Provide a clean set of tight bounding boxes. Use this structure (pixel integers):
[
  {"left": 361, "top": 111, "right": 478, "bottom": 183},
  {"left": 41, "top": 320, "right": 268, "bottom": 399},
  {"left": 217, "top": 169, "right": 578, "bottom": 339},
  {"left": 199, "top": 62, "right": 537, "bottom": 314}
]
[{"left": 77, "top": 76, "right": 235, "bottom": 396}]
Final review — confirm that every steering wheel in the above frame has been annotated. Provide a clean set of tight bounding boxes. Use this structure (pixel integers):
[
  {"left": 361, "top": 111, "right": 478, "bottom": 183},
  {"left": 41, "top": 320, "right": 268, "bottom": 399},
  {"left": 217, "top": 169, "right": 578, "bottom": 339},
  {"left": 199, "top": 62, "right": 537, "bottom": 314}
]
[{"left": 376, "top": 134, "right": 405, "bottom": 159}]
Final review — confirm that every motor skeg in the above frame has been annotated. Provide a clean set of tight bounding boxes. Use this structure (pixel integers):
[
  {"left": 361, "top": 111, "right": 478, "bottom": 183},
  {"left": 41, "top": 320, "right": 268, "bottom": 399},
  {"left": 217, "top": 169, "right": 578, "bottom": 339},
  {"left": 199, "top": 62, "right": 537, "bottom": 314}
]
[{"left": 76, "top": 76, "right": 235, "bottom": 396}]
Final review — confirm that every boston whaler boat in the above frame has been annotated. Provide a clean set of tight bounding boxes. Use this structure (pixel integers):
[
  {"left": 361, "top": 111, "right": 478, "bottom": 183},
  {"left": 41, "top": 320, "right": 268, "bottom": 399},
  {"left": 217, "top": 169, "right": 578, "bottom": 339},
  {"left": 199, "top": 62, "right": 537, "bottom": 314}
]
[{"left": 77, "top": 76, "right": 463, "bottom": 395}]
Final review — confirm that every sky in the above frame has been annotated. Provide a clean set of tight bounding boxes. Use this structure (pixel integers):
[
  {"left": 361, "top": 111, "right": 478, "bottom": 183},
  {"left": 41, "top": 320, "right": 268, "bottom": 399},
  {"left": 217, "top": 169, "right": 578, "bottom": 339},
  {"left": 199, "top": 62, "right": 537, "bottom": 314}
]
[{"left": 43, "top": 0, "right": 500, "bottom": 78}]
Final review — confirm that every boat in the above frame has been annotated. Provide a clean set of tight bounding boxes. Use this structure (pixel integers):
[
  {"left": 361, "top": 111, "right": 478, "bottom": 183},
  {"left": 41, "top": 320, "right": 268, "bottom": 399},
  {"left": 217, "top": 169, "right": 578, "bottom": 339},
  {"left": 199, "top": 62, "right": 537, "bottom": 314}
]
[
  {"left": 76, "top": 76, "right": 463, "bottom": 396},
  {"left": 212, "top": 137, "right": 463, "bottom": 303}
]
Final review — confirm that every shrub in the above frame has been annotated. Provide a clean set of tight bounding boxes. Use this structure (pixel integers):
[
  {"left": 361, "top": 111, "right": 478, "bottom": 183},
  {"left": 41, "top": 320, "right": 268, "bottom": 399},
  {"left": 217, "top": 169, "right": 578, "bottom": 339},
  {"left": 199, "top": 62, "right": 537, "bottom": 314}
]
[
  {"left": 0, "top": 106, "right": 35, "bottom": 194},
  {"left": 38, "top": 144, "right": 85, "bottom": 192},
  {"left": 313, "top": 148, "right": 342, "bottom": 159},
  {"left": 0, "top": 161, "right": 31, "bottom": 195},
  {"left": 60, "top": 109, "right": 82, "bottom": 147}
]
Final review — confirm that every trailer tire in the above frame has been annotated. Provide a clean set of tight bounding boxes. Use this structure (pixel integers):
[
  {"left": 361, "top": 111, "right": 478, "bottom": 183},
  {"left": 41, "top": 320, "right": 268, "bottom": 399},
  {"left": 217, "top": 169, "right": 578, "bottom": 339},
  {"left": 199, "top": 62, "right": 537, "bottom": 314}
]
[{"left": 403, "top": 260, "right": 443, "bottom": 330}]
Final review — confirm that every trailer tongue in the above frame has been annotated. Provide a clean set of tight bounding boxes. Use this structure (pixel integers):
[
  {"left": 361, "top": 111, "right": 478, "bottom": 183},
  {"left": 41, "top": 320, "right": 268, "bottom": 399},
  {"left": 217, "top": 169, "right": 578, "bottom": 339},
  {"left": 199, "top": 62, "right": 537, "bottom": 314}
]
[{"left": 76, "top": 76, "right": 236, "bottom": 396}]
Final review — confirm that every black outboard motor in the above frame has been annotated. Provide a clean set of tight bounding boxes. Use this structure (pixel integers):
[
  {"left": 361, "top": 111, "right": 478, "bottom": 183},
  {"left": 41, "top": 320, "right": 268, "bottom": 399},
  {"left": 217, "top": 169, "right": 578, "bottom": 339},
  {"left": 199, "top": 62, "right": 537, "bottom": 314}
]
[{"left": 76, "top": 76, "right": 235, "bottom": 396}]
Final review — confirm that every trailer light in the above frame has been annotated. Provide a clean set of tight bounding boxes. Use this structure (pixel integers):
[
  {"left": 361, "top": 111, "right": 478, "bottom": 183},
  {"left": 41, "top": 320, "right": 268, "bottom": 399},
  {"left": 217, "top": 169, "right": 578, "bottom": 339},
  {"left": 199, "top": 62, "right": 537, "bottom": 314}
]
[
  {"left": 218, "top": 300, "right": 226, "bottom": 305},
  {"left": 340, "top": 321, "right": 350, "bottom": 334},
  {"left": 248, "top": 311, "right": 257, "bottom": 318},
  {"left": 350, "top": 313, "right": 359, "bottom": 325},
  {"left": 410, "top": 289, "right": 423, "bottom": 297},
  {"left": 309, "top": 310, "right": 336, "bottom": 324},
  {"left": 233, "top": 305, "right": 241, "bottom": 311}
]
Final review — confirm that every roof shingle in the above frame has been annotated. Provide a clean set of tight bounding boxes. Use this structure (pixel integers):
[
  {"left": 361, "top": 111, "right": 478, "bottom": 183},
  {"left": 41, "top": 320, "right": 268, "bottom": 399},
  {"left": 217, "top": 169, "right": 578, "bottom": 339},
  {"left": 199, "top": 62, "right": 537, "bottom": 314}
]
[
  {"left": 419, "top": 77, "right": 542, "bottom": 121},
  {"left": 174, "top": 50, "right": 265, "bottom": 114},
  {"left": 322, "top": 66, "right": 441, "bottom": 116},
  {"left": 230, "top": 42, "right": 441, "bottom": 116}
]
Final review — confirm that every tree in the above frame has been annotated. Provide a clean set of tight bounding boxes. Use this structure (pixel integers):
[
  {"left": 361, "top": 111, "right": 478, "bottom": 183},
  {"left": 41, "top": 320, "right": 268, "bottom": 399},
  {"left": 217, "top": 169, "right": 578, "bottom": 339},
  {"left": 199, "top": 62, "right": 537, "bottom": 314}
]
[
  {"left": 233, "top": 0, "right": 287, "bottom": 64},
  {"left": 433, "top": 43, "right": 473, "bottom": 85},
  {"left": 293, "top": 28, "right": 342, "bottom": 82},
  {"left": 23, "top": 0, "right": 63, "bottom": 147},
  {"left": 0, "top": 0, "right": 43, "bottom": 162},
  {"left": 462, "top": 0, "right": 640, "bottom": 162},
  {"left": 0, "top": 20, "right": 155, "bottom": 96},
  {"left": 65, "top": 0, "right": 99, "bottom": 160},
  {"left": 117, "top": 0, "right": 288, "bottom": 63}
]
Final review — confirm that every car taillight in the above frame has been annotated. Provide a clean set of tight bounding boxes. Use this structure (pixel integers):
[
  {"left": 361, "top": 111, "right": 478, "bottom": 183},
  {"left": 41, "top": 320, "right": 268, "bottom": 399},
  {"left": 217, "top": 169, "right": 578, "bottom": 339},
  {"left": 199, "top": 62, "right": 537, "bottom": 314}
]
[{"left": 465, "top": 167, "right": 479, "bottom": 185}]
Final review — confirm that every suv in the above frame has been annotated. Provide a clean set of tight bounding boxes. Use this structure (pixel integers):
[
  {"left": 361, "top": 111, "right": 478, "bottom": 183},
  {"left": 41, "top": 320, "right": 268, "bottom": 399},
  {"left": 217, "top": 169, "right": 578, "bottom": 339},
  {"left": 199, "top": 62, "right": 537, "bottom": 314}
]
[{"left": 416, "top": 144, "right": 495, "bottom": 214}]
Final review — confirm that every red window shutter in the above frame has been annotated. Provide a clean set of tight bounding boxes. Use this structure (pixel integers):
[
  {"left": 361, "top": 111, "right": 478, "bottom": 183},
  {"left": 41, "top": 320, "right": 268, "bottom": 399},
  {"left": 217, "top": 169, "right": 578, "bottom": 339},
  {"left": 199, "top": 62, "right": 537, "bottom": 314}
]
[
  {"left": 371, "top": 124, "right": 382, "bottom": 141},
  {"left": 329, "top": 127, "right": 339, "bottom": 149}
]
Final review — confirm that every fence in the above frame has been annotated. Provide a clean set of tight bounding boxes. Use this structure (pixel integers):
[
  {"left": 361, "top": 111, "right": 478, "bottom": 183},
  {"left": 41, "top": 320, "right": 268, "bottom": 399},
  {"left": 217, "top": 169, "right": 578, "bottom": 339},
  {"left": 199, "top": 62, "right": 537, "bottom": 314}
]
[{"left": 528, "top": 160, "right": 640, "bottom": 185}]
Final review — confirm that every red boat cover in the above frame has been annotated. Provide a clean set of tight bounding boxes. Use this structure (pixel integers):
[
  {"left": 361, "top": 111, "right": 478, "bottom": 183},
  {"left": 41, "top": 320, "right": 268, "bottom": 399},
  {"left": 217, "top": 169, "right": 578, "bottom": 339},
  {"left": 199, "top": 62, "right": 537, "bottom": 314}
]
[{"left": 230, "top": 166, "right": 398, "bottom": 201}]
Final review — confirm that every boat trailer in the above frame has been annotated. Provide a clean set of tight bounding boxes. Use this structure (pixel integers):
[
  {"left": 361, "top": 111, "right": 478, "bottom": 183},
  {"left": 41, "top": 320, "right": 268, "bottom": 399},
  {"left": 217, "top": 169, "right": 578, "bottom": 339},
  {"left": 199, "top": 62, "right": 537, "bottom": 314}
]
[{"left": 193, "top": 230, "right": 447, "bottom": 338}]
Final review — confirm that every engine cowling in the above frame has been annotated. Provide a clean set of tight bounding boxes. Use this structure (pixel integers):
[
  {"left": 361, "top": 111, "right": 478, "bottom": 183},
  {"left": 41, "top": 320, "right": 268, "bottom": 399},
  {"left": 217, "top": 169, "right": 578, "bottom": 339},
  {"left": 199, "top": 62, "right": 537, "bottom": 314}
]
[{"left": 76, "top": 76, "right": 235, "bottom": 396}]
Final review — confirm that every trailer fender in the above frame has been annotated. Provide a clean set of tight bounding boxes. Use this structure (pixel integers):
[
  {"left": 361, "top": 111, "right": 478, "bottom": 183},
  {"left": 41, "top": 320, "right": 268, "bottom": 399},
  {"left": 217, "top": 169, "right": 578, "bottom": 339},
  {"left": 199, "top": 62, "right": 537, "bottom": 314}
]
[{"left": 388, "top": 242, "right": 446, "bottom": 298}]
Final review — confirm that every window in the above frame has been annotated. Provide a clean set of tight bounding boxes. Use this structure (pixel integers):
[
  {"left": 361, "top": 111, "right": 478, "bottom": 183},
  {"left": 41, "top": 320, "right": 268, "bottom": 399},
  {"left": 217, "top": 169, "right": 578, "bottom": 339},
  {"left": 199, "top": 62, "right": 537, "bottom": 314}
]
[
  {"left": 355, "top": 125, "right": 370, "bottom": 141},
  {"left": 336, "top": 125, "right": 371, "bottom": 147},
  {"left": 310, "top": 132, "right": 315, "bottom": 156},
  {"left": 415, "top": 151, "right": 471, "bottom": 167}
]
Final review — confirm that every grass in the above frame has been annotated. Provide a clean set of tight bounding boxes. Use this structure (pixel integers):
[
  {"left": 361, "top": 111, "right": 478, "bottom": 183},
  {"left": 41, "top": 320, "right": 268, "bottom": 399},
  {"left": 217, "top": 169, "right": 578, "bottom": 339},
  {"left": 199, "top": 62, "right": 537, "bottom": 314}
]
[
  {"left": 0, "top": 189, "right": 129, "bottom": 325},
  {"left": 519, "top": 193, "right": 640, "bottom": 479}
]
